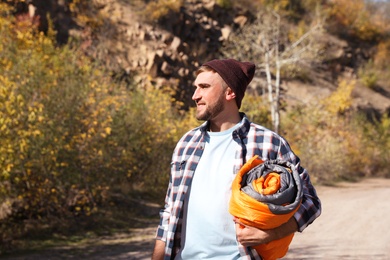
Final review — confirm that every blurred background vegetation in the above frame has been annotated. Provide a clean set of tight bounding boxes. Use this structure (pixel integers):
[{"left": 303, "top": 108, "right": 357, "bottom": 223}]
[{"left": 0, "top": 0, "right": 389, "bottom": 254}]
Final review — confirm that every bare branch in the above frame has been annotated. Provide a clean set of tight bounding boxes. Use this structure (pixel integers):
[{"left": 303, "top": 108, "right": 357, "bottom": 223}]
[
  {"left": 284, "top": 23, "right": 322, "bottom": 54},
  {"left": 221, "top": 9, "right": 324, "bottom": 132}
]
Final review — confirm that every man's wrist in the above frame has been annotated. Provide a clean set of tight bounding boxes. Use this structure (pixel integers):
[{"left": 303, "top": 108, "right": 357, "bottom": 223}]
[{"left": 271, "top": 217, "right": 298, "bottom": 241}]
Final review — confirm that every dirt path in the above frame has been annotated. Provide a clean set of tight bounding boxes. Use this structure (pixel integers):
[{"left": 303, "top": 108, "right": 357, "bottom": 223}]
[
  {"left": 3, "top": 178, "right": 390, "bottom": 259},
  {"left": 285, "top": 178, "right": 390, "bottom": 260}
]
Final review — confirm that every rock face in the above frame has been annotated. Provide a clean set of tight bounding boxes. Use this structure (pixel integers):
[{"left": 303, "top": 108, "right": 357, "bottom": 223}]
[
  {"left": 111, "top": 0, "right": 248, "bottom": 106},
  {"left": 15, "top": 0, "right": 390, "bottom": 113}
]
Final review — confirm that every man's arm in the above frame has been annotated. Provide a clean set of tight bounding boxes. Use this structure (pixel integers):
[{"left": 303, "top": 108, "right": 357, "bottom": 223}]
[
  {"left": 293, "top": 170, "right": 322, "bottom": 231},
  {"left": 235, "top": 216, "right": 298, "bottom": 246},
  {"left": 151, "top": 239, "right": 166, "bottom": 260}
]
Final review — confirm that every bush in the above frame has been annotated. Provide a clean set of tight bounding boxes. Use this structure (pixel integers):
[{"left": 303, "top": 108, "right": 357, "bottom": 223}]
[
  {"left": 241, "top": 92, "right": 272, "bottom": 129},
  {"left": 328, "top": 0, "right": 382, "bottom": 42},
  {"left": 142, "top": 0, "right": 184, "bottom": 22},
  {"left": 216, "top": 0, "right": 233, "bottom": 9},
  {"left": 356, "top": 113, "right": 390, "bottom": 178},
  {"left": 374, "top": 40, "right": 390, "bottom": 70},
  {"left": 373, "top": 40, "right": 390, "bottom": 84},
  {"left": 282, "top": 78, "right": 390, "bottom": 184},
  {"left": 322, "top": 78, "right": 355, "bottom": 115},
  {"left": 0, "top": 3, "right": 195, "bottom": 251},
  {"left": 358, "top": 60, "right": 378, "bottom": 89}
]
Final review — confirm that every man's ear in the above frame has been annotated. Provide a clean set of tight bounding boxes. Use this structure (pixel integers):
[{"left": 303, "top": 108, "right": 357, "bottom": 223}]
[{"left": 226, "top": 87, "right": 236, "bottom": 100}]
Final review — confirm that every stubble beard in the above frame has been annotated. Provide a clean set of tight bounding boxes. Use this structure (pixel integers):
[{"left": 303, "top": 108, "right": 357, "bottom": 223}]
[{"left": 195, "top": 96, "right": 225, "bottom": 121}]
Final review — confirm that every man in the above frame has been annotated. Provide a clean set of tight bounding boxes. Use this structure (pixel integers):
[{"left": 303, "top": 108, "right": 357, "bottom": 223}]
[{"left": 152, "top": 59, "right": 321, "bottom": 259}]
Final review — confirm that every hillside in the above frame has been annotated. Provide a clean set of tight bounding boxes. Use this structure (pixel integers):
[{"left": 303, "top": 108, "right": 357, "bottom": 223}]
[
  {"left": 10, "top": 0, "right": 390, "bottom": 115},
  {"left": 79, "top": 0, "right": 390, "bottom": 115}
]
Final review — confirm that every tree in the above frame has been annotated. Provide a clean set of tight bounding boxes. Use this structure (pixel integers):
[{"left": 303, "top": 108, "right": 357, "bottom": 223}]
[{"left": 222, "top": 9, "right": 323, "bottom": 133}]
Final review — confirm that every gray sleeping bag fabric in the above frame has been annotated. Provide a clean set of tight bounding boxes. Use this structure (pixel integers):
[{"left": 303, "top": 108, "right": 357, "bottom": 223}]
[{"left": 240, "top": 159, "right": 303, "bottom": 215}]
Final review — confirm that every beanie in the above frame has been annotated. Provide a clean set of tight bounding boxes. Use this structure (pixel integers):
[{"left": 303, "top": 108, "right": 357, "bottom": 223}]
[{"left": 202, "top": 58, "right": 256, "bottom": 108}]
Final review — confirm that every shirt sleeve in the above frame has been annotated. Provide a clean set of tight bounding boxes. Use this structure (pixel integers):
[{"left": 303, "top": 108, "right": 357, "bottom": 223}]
[
  {"left": 155, "top": 166, "right": 173, "bottom": 242},
  {"left": 293, "top": 166, "right": 322, "bottom": 232},
  {"left": 278, "top": 137, "right": 322, "bottom": 232}
]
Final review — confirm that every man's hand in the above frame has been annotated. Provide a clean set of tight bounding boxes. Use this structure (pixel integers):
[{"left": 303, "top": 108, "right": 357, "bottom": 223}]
[
  {"left": 234, "top": 218, "right": 274, "bottom": 246},
  {"left": 234, "top": 216, "right": 298, "bottom": 247}
]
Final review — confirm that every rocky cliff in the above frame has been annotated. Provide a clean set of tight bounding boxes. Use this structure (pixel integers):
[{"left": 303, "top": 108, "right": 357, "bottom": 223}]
[{"left": 15, "top": 0, "right": 390, "bottom": 114}]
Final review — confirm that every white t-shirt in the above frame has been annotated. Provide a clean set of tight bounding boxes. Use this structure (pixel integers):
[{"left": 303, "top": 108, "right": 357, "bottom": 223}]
[{"left": 175, "top": 125, "right": 241, "bottom": 259}]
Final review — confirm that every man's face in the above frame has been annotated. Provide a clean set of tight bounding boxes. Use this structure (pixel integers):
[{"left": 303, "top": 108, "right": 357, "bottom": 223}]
[{"left": 192, "top": 71, "right": 226, "bottom": 121}]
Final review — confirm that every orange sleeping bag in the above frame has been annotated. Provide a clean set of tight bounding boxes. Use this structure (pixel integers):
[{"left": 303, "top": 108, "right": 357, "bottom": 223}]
[{"left": 229, "top": 155, "right": 303, "bottom": 260}]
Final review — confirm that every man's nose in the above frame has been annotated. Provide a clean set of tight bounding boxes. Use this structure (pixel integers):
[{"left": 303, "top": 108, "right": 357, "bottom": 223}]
[{"left": 192, "top": 88, "right": 200, "bottom": 101}]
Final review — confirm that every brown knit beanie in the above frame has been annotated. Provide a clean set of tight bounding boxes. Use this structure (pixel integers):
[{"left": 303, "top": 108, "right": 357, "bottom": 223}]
[{"left": 202, "top": 58, "right": 256, "bottom": 108}]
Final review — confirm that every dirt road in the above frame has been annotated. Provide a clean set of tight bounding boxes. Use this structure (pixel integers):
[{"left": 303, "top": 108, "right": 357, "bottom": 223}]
[
  {"left": 284, "top": 178, "right": 390, "bottom": 260},
  {"left": 3, "top": 178, "right": 390, "bottom": 259}
]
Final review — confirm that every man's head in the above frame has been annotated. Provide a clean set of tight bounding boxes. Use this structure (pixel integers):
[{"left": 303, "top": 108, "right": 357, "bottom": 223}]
[{"left": 198, "top": 59, "right": 256, "bottom": 109}]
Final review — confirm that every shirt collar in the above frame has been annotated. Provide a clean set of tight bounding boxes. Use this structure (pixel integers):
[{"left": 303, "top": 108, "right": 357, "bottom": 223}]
[{"left": 199, "top": 112, "right": 251, "bottom": 137}]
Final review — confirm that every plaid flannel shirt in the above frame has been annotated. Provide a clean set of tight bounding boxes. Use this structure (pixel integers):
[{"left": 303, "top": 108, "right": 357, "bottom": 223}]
[{"left": 156, "top": 113, "right": 321, "bottom": 259}]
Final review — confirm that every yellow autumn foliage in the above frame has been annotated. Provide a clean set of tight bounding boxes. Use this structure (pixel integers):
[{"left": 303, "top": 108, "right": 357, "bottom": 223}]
[
  {"left": 143, "top": 0, "right": 184, "bottom": 22},
  {"left": 323, "top": 78, "right": 355, "bottom": 115},
  {"left": 282, "top": 78, "right": 389, "bottom": 183},
  {"left": 374, "top": 40, "right": 390, "bottom": 70},
  {"left": 329, "top": 0, "right": 382, "bottom": 41},
  {"left": 0, "top": 3, "right": 192, "bottom": 247}
]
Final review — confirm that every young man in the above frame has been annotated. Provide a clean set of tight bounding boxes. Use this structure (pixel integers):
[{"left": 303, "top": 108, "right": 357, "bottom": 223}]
[{"left": 152, "top": 59, "right": 321, "bottom": 259}]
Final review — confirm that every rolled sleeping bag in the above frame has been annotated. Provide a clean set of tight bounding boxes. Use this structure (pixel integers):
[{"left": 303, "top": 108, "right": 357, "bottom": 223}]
[{"left": 229, "top": 155, "right": 303, "bottom": 260}]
